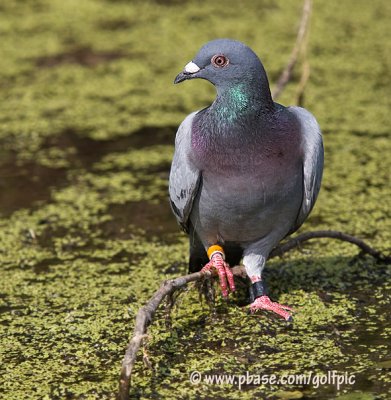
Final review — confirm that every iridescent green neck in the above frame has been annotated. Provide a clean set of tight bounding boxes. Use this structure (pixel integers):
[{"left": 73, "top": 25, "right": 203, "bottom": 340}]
[{"left": 211, "top": 84, "right": 257, "bottom": 123}]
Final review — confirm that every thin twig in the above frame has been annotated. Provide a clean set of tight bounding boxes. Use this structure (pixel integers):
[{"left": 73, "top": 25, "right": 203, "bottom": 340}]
[
  {"left": 118, "top": 270, "right": 212, "bottom": 399},
  {"left": 295, "top": 59, "right": 310, "bottom": 106},
  {"left": 118, "top": 229, "right": 389, "bottom": 400},
  {"left": 272, "top": 0, "right": 312, "bottom": 100},
  {"left": 269, "top": 230, "right": 390, "bottom": 262},
  {"left": 294, "top": 10, "right": 311, "bottom": 106}
]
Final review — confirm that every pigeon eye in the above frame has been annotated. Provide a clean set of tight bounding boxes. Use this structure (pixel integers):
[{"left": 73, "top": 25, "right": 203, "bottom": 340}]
[{"left": 211, "top": 54, "right": 229, "bottom": 68}]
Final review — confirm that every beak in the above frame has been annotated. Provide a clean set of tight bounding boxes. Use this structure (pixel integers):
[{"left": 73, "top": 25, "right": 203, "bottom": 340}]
[{"left": 174, "top": 61, "right": 201, "bottom": 84}]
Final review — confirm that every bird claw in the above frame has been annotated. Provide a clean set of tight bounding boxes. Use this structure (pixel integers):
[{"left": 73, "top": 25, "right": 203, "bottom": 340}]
[
  {"left": 201, "top": 253, "right": 235, "bottom": 297},
  {"left": 249, "top": 295, "right": 294, "bottom": 321}
]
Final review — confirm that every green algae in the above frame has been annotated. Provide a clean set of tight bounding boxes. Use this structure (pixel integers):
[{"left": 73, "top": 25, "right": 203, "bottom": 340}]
[{"left": 0, "top": 0, "right": 390, "bottom": 399}]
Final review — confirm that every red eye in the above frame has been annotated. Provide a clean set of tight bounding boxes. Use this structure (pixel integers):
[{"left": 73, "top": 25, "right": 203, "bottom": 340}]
[{"left": 211, "top": 54, "right": 229, "bottom": 68}]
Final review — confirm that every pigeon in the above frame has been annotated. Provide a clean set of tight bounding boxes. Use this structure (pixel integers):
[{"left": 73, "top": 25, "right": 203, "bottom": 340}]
[{"left": 169, "top": 39, "right": 323, "bottom": 321}]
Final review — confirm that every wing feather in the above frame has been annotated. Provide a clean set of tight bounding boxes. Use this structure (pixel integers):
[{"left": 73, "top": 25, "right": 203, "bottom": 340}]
[
  {"left": 288, "top": 106, "right": 324, "bottom": 234},
  {"left": 169, "top": 112, "right": 201, "bottom": 233}
]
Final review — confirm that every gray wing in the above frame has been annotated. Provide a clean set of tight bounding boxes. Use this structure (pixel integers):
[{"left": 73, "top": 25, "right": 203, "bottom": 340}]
[
  {"left": 288, "top": 106, "right": 324, "bottom": 234},
  {"left": 169, "top": 111, "right": 201, "bottom": 233}
]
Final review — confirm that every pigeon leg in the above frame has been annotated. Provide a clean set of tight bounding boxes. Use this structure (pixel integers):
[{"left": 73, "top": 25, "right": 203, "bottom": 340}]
[
  {"left": 201, "top": 245, "right": 236, "bottom": 297},
  {"left": 249, "top": 283, "right": 294, "bottom": 322},
  {"left": 243, "top": 252, "right": 294, "bottom": 321}
]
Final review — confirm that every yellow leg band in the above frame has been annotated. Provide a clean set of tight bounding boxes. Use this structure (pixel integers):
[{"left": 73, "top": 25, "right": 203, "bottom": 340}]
[{"left": 207, "top": 245, "right": 225, "bottom": 260}]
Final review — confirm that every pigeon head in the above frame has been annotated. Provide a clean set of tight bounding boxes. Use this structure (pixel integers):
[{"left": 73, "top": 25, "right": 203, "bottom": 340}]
[{"left": 174, "top": 39, "right": 272, "bottom": 105}]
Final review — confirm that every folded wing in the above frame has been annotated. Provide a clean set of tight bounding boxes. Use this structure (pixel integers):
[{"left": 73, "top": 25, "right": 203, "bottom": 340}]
[
  {"left": 288, "top": 106, "right": 324, "bottom": 234},
  {"left": 169, "top": 112, "right": 202, "bottom": 233}
]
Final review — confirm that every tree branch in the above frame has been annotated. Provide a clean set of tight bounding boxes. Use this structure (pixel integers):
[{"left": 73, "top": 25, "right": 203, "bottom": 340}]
[
  {"left": 269, "top": 230, "right": 390, "bottom": 262},
  {"left": 118, "top": 229, "right": 389, "bottom": 400},
  {"left": 272, "top": 0, "right": 312, "bottom": 100}
]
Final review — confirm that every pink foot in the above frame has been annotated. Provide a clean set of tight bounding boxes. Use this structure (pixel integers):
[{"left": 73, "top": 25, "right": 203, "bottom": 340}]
[
  {"left": 250, "top": 295, "right": 294, "bottom": 321},
  {"left": 201, "top": 253, "right": 235, "bottom": 297}
]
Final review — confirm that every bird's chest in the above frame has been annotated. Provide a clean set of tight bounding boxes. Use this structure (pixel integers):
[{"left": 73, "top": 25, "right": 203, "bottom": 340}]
[
  {"left": 189, "top": 116, "right": 302, "bottom": 209},
  {"left": 190, "top": 128, "right": 296, "bottom": 177}
]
